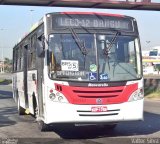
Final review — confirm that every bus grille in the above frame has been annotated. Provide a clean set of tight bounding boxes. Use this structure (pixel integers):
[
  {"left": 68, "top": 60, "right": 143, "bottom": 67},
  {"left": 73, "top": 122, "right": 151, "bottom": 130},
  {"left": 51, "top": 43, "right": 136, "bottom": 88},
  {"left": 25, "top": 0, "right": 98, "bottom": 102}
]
[
  {"left": 73, "top": 89, "right": 123, "bottom": 98},
  {"left": 55, "top": 83, "right": 138, "bottom": 105}
]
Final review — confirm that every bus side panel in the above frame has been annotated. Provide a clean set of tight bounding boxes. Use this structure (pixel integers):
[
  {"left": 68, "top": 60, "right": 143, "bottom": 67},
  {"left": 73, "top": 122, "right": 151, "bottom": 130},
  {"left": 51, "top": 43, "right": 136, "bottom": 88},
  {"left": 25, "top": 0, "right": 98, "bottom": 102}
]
[
  {"left": 36, "top": 48, "right": 44, "bottom": 117},
  {"left": 12, "top": 73, "right": 17, "bottom": 101},
  {"left": 27, "top": 70, "right": 37, "bottom": 115},
  {"left": 17, "top": 71, "right": 26, "bottom": 109},
  {"left": 23, "top": 46, "right": 29, "bottom": 109}
]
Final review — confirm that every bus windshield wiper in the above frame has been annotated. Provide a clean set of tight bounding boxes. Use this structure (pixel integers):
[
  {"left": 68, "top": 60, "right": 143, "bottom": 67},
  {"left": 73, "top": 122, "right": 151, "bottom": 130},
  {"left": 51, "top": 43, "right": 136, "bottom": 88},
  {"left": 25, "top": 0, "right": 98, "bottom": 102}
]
[
  {"left": 103, "top": 31, "right": 120, "bottom": 70},
  {"left": 70, "top": 28, "right": 88, "bottom": 69},
  {"left": 69, "top": 28, "right": 87, "bottom": 56},
  {"left": 103, "top": 31, "right": 120, "bottom": 56}
]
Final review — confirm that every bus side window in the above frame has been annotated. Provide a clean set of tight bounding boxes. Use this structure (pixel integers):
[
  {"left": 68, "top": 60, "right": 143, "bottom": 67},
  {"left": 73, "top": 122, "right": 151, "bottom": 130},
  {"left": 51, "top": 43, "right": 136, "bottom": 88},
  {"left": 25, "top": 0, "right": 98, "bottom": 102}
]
[
  {"left": 17, "top": 47, "right": 22, "bottom": 71},
  {"left": 28, "top": 45, "right": 31, "bottom": 69},
  {"left": 37, "top": 34, "right": 45, "bottom": 57},
  {"left": 15, "top": 49, "right": 18, "bottom": 71},
  {"left": 30, "top": 34, "right": 37, "bottom": 68},
  {"left": 49, "top": 51, "right": 56, "bottom": 71},
  {"left": 13, "top": 49, "right": 17, "bottom": 72}
]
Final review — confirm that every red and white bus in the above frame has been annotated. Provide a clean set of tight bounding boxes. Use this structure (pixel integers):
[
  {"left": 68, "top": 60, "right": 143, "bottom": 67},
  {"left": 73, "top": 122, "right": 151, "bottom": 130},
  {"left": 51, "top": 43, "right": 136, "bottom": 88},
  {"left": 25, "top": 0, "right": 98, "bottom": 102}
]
[{"left": 12, "top": 12, "right": 144, "bottom": 131}]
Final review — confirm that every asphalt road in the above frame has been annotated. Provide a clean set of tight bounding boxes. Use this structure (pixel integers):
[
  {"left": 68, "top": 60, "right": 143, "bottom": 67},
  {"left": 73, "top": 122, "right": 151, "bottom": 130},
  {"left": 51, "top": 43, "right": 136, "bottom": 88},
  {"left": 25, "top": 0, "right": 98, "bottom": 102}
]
[{"left": 0, "top": 84, "right": 160, "bottom": 144}]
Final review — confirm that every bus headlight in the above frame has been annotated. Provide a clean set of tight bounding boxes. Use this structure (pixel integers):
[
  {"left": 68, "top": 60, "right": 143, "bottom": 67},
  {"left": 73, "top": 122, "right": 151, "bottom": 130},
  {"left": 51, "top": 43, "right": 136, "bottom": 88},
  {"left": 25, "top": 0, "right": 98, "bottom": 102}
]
[
  {"left": 49, "top": 93, "right": 56, "bottom": 100},
  {"left": 58, "top": 96, "right": 63, "bottom": 102},
  {"left": 56, "top": 92, "right": 68, "bottom": 103},
  {"left": 56, "top": 92, "right": 61, "bottom": 97},
  {"left": 48, "top": 88, "right": 68, "bottom": 103},
  {"left": 128, "top": 88, "right": 144, "bottom": 102}
]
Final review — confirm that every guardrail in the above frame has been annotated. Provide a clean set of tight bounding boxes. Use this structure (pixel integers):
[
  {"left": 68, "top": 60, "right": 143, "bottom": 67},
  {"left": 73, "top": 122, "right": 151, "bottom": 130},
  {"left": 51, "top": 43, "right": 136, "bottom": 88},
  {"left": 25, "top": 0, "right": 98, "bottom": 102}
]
[
  {"left": 0, "top": 73, "right": 12, "bottom": 80},
  {"left": 144, "top": 75, "right": 160, "bottom": 89}
]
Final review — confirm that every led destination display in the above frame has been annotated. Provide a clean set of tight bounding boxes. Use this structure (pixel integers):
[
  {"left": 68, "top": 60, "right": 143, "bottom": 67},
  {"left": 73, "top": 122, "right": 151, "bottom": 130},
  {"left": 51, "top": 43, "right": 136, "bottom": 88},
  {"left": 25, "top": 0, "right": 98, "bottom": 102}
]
[{"left": 52, "top": 14, "right": 133, "bottom": 31}]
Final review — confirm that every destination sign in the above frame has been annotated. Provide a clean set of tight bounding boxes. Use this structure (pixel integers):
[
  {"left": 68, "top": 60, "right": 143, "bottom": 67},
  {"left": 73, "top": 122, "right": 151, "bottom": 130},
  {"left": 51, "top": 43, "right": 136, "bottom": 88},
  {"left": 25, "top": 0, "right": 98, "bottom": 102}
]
[{"left": 52, "top": 14, "right": 133, "bottom": 31}]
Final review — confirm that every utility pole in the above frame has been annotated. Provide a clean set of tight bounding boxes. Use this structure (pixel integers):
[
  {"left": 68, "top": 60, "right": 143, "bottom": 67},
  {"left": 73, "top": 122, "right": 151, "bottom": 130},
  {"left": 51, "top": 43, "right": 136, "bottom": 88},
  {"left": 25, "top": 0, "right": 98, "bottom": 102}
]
[
  {"left": 0, "top": 28, "right": 6, "bottom": 73},
  {"left": 30, "top": 9, "right": 34, "bottom": 26}
]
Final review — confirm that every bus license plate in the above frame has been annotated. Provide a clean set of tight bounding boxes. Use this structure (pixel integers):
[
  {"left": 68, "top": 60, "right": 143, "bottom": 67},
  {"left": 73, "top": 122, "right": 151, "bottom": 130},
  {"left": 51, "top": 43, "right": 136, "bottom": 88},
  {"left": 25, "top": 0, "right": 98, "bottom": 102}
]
[{"left": 91, "top": 106, "right": 107, "bottom": 112}]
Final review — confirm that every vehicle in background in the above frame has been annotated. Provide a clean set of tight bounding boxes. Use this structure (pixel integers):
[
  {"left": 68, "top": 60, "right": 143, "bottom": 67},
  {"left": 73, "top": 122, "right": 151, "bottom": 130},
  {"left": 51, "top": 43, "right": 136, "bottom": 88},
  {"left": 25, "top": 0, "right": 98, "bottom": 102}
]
[{"left": 149, "top": 46, "right": 160, "bottom": 57}]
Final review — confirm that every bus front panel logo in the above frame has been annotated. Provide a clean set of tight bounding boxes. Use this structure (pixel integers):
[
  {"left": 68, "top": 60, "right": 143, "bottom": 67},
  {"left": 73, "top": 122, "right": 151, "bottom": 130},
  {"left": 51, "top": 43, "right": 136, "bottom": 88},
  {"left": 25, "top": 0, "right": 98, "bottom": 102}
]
[{"left": 96, "top": 98, "right": 103, "bottom": 104}]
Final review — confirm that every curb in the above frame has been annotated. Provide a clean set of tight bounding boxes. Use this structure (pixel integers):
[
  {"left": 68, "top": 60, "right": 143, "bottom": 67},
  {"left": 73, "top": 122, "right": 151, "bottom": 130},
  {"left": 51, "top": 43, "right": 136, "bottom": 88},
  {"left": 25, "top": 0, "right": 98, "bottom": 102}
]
[{"left": 144, "top": 98, "right": 160, "bottom": 102}]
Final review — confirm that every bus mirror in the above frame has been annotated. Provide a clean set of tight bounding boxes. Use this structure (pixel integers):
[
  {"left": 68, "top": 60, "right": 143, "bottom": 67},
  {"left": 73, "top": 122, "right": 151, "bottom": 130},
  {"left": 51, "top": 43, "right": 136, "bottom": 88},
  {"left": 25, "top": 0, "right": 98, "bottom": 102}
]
[{"left": 37, "top": 35, "right": 45, "bottom": 57}]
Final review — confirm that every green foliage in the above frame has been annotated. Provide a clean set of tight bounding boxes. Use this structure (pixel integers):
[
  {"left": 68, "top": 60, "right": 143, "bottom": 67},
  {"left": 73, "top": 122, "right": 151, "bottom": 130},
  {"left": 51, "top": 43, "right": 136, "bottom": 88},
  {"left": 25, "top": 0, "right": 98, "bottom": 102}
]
[
  {"left": 0, "top": 79, "right": 12, "bottom": 84},
  {"left": 144, "top": 87, "right": 160, "bottom": 100},
  {"left": 4, "top": 58, "right": 12, "bottom": 65},
  {"left": 155, "top": 64, "right": 160, "bottom": 71},
  {"left": 3, "top": 57, "right": 12, "bottom": 72},
  {"left": 157, "top": 66, "right": 160, "bottom": 71}
]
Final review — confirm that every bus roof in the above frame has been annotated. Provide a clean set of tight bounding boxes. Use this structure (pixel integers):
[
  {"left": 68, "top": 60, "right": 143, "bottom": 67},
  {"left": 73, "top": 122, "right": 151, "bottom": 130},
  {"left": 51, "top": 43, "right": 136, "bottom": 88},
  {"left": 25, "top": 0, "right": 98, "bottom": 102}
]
[
  {"left": 46, "top": 11, "right": 135, "bottom": 19},
  {"left": 59, "top": 12, "right": 124, "bottom": 17},
  {"left": 14, "top": 11, "right": 135, "bottom": 48}
]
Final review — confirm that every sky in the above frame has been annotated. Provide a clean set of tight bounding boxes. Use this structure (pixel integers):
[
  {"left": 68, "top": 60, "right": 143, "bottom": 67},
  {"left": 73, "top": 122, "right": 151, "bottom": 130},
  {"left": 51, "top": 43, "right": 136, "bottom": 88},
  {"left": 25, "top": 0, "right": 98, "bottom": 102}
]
[{"left": 0, "top": 5, "right": 160, "bottom": 59}]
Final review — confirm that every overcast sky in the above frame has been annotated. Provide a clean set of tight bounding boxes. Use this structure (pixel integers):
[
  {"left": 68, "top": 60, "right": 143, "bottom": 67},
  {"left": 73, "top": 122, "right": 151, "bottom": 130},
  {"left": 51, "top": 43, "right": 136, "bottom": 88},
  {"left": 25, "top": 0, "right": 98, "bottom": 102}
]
[{"left": 0, "top": 5, "right": 160, "bottom": 59}]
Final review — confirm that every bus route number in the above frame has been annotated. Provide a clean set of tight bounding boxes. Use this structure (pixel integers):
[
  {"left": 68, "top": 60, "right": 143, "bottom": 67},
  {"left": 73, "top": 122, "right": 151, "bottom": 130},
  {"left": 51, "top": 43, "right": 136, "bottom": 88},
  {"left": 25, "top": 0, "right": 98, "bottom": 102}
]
[{"left": 61, "top": 60, "right": 79, "bottom": 71}]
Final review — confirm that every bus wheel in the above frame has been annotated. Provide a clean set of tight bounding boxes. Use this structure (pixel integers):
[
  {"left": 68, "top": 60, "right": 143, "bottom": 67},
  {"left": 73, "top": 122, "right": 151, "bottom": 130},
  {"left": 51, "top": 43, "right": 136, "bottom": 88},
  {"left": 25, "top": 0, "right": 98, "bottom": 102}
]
[
  {"left": 33, "top": 99, "right": 38, "bottom": 118},
  {"left": 33, "top": 101, "right": 49, "bottom": 132},
  {"left": 17, "top": 96, "right": 25, "bottom": 115},
  {"left": 37, "top": 120, "right": 49, "bottom": 132}
]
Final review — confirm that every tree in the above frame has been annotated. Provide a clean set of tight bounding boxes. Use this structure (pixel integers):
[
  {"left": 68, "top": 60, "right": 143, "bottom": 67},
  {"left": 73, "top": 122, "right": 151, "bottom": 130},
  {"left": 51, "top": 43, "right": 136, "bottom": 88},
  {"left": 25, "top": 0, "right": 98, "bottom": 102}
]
[
  {"left": 4, "top": 57, "right": 12, "bottom": 72},
  {"left": 155, "top": 64, "right": 160, "bottom": 75}
]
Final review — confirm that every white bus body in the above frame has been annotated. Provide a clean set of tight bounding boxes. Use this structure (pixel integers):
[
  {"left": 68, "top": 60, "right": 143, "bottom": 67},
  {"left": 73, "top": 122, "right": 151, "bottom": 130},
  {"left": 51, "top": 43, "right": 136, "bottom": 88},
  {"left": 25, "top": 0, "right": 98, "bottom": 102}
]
[{"left": 12, "top": 12, "right": 144, "bottom": 131}]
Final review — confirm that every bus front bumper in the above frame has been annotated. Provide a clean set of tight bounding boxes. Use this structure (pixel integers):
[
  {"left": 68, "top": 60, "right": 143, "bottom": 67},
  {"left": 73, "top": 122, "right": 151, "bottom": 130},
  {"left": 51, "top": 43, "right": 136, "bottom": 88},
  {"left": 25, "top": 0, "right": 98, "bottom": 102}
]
[{"left": 44, "top": 99, "right": 144, "bottom": 124}]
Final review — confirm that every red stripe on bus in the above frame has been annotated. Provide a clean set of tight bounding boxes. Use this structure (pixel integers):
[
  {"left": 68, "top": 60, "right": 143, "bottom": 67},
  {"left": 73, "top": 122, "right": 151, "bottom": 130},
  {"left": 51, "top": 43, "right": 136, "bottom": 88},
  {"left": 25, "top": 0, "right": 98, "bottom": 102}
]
[
  {"left": 60, "top": 12, "right": 124, "bottom": 17},
  {"left": 55, "top": 83, "right": 138, "bottom": 105}
]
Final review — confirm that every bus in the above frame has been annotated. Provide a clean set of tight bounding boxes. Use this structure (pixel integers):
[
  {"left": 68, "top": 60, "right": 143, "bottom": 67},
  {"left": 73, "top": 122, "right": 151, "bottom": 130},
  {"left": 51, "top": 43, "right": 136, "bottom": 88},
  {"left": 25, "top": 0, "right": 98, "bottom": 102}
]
[{"left": 12, "top": 12, "right": 144, "bottom": 131}]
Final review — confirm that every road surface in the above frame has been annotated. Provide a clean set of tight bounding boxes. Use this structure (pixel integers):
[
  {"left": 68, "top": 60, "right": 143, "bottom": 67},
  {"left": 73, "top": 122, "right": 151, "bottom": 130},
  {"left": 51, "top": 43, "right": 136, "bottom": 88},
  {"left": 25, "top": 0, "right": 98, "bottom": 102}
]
[{"left": 0, "top": 84, "right": 160, "bottom": 144}]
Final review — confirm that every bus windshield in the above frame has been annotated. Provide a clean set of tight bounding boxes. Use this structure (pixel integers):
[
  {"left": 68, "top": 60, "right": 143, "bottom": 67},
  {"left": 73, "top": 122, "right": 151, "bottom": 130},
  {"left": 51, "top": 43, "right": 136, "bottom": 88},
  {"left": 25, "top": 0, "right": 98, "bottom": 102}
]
[{"left": 48, "top": 33, "right": 141, "bottom": 82}]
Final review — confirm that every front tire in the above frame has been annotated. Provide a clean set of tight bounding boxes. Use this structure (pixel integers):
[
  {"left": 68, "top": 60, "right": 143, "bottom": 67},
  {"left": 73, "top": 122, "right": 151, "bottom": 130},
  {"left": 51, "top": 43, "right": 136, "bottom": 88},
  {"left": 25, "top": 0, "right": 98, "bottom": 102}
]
[
  {"left": 37, "top": 120, "right": 49, "bottom": 132},
  {"left": 33, "top": 99, "right": 49, "bottom": 132}
]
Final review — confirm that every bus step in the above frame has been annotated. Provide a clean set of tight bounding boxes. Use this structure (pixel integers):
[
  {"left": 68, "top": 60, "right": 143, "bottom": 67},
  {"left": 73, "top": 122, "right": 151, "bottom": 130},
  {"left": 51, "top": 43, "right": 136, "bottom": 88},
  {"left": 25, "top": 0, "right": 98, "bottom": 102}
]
[{"left": 25, "top": 108, "right": 30, "bottom": 114}]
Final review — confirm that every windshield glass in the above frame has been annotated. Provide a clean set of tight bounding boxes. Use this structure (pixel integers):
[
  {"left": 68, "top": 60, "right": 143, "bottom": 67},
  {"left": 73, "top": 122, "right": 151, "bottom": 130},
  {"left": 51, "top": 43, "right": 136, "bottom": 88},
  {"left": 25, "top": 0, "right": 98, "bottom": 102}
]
[
  {"left": 97, "top": 34, "right": 141, "bottom": 81},
  {"left": 48, "top": 33, "right": 141, "bottom": 82}
]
